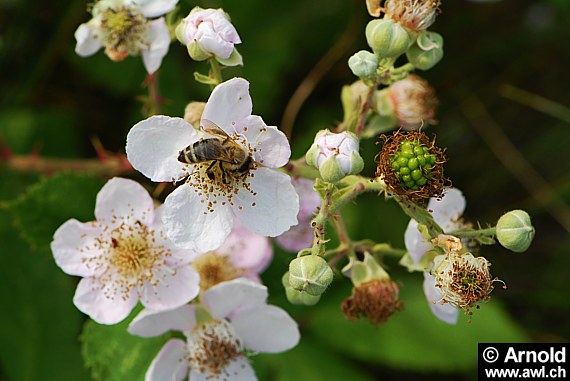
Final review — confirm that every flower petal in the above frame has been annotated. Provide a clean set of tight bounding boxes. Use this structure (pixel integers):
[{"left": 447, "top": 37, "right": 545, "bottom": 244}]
[
  {"left": 429, "top": 188, "right": 466, "bottom": 232},
  {"left": 238, "top": 116, "right": 290, "bottom": 168},
  {"left": 145, "top": 339, "right": 189, "bottom": 381},
  {"left": 202, "top": 78, "right": 252, "bottom": 135},
  {"left": 135, "top": 0, "right": 178, "bottom": 18},
  {"left": 95, "top": 177, "right": 154, "bottom": 227},
  {"left": 75, "top": 22, "right": 102, "bottom": 57},
  {"left": 51, "top": 219, "right": 104, "bottom": 277},
  {"left": 140, "top": 265, "right": 200, "bottom": 311},
  {"left": 275, "top": 222, "right": 313, "bottom": 253},
  {"left": 126, "top": 116, "right": 198, "bottom": 182},
  {"left": 196, "top": 23, "right": 235, "bottom": 59},
  {"left": 423, "top": 272, "right": 459, "bottom": 324},
  {"left": 218, "top": 218, "right": 273, "bottom": 273},
  {"left": 231, "top": 304, "right": 300, "bottom": 353},
  {"left": 292, "top": 177, "right": 320, "bottom": 221},
  {"left": 142, "top": 18, "right": 170, "bottom": 74},
  {"left": 162, "top": 184, "right": 234, "bottom": 252},
  {"left": 202, "top": 278, "right": 267, "bottom": 319},
  {"left": 208, "top": 9, "right": 241, "bottom": 43},
  {"left": 73, "top": 277, "right": 137, "bottom": 324},
  {"left": 233, "top": 168, "right": 299, "bottom": 237},
  {"left": 128, "top": 305, "right": 196, "bottom": 338},
  {"left": 189, "top": 357, "right": 255, "bottom": 381},
  {"left": 404, "top": 219, "right": 432, "bottom": 264}
]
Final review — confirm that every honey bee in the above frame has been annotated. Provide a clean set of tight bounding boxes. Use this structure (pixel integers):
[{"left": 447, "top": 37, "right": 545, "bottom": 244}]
[{"left": 178, "top": 119, "right": 253, "bottom": 183}]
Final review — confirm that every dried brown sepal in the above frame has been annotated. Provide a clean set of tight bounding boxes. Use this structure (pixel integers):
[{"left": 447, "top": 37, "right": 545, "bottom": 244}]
[
  {"left": 366, "top": 0, "right": 383, "bottom": 17},
  {"left": 376, "top": 130, "right": 447, "bottom": 201},
  {"left": 341, "top": 279, "right": 403, "bottom": 326}
]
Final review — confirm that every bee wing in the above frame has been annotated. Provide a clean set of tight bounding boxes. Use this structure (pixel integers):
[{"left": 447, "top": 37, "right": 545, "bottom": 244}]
[{"left": 201, "top": 119, "right": 230, "bottom": 138}]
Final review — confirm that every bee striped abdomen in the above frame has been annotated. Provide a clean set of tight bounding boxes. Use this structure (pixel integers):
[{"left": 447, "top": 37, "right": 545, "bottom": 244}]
[{"left": 178, "top": 138, "right": 224, "bottom": 164}]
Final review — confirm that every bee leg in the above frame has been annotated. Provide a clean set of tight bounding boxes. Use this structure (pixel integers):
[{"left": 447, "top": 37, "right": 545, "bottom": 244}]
[
  {"left": 206, "top": 161, "right": 217, "bottom": 181},
  {"left": 218, "top": 161, "right": 229, "bottom": 185}
]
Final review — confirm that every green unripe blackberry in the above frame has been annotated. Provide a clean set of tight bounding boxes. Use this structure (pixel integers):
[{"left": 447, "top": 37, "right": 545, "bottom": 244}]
[
  {"left": 389, "top": 140, "right": 436, "bottom": 191},
  {"left": 377, "top": 130, "right": 446, "bottom": 200}
]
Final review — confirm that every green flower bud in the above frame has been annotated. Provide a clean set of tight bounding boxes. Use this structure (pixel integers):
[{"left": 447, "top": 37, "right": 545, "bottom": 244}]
[
  {"left": 285, "top": 286, "right": 321, "bottom": 305},
  {"left": 306, "top": 129, "right": 364, "bottom": 183},
  {"left": 282, "top": 271, "right": 321, "bottom": 305},
  {"left": 496, "top": 210, "right": 535, "bottom": 253},
  {"left": 348, "top": 50, "right": 379, "bottom": 78},
  {"left": 365, "top": 18, "right": 412, "bottom": 59},
  {"left": 406, "top": 32, "right": 444, "bottom": 71},
  {"left": 289, "top": 255, "right": 333, "bottom": 296}
]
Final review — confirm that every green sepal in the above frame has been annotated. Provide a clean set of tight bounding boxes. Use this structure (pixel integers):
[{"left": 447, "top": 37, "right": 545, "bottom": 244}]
[
  {"left": 216, "top": 48, "right": 243, "bottom": 67},
  {"left": 349, "top": 151, "right": 365, "bottom": 175},
  {"left": 193, "top": 72, "right": 219, "bottom": 85},
  {"left": 187, "top": 41, "right": 210, "bottom": 61},
  {"left": 319, "top": 156, "right": 345, "bottom": 183}
]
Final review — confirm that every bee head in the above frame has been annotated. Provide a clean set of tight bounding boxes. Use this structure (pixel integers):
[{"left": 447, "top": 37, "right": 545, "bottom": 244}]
[{"left": 177, "top": 150, "right": 187, "bottom": 163}]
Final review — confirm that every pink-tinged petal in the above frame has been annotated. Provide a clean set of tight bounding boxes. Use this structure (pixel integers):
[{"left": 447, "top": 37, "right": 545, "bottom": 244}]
[
  {"left": 135, "top": 0, "right": 178, "bottom": 18},
  {"left": 126, "top": 116, "right": 198, "bottom": 182},
  {"left": 423, "top": 272, "right": 459, "bottom": 325},
  {"left": 140, "top": 265, "right": 200, "bottom": 311},
  {"left": 51, "top": 219, "right": 104, "bottom": 277},
  {"left": 95, "top": 178, "right": 154, "bottom": 227},
  {"left": 75, "top": 22, "right": 102, "bottom": 57},
  {"left": 202, "top": 78, "right": 252, "bottom": 135},
  {"left": 145, "top": 339, "right": 189, "bottom": 381},
  {"left": 73, "top": 277, "right": 137, "bottom": 324},
  {"left": 429, "top": 188, "right": 466, "bottom": 232},
  {"left": 142, "top": 18, "right": 170, "bottom": 74},
  {"left": 129, "top": 305, "right": 196, "bottom": 338},
  {"left": 275, "top": 222, "right": 313, "bottom": 253},
  {"left": 238, "top": 116, "right": 290, "bottom": 168},
  {"left": 404, "top": 219, "right": 432, "bottom": 265},
  {"left": 218, "top": 219, "right": 273, "bottom": 273},
  {"left": 202, "top": 278, "right": 267, "bottom": 319},
  {"left": 196, "top": 23, "right": 235, "bottom": 59},
  {"left": 233, "top": 168, "right": 299, "bottom": 237},
  {"left": 231, "top": 305, "right": 300, "bottom": 353},
  {"left": 292, "top": 177, "right": 320, "bottom": 221},
  {"left": 162, "top": 185, "right": 234, "bottom": 252},
  {"left": 189, "top": 357, "right": 256, "bottom": 381},
  {"left": 208, "top": 10, "right": 241, "bottom": 43}
]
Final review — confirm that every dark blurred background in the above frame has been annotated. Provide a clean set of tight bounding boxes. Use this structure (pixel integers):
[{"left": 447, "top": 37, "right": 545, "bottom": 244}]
[{"left": 0, "top": 0, "right": 569, "bottom": 380}]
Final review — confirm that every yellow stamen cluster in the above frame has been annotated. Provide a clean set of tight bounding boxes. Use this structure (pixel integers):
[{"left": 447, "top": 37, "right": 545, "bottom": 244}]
[
  {"left": 192, "top": 252, "right": 244, "bottom": 290},
  {"left": 187, "top": 320, "right": 244, "bottom": 378},
  {"left": 81, "top": 217, "right": 171, "bottom": 301},
  {"left": 100, "top": 7, "right": 149, "bottom": 61}
]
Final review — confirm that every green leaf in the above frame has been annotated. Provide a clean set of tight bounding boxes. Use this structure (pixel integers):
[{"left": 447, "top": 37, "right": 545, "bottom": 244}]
[
  {"left": 0, "top": 216, "right": 90, "bottom": 381},
  {"left": 307, "top": 276, "right": 528, "bottom": 373},
  {"left": 252, "top": 338, "right": 374, "bottom": 381},
  {"left": 5, "top": 172, "right": 103, "bottom": 249},
  {"left": 0, "top": 108, "right": 82, "bottom": 158},
  {"left": 81, "top": 313, "right": 171, "bottom": 381}
]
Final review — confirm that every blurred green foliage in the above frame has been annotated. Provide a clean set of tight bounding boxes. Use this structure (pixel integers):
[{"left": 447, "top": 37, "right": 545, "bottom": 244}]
[{"left": 1, "top": 0, "right": 569, "bottom": 380}]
